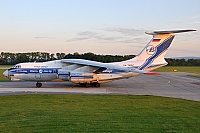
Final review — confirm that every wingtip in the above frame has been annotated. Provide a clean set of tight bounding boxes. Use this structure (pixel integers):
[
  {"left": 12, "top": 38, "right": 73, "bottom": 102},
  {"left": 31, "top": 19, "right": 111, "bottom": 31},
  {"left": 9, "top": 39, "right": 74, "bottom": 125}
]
[{"left": 187, "top": 29, "right": 197, "bottom": 32}]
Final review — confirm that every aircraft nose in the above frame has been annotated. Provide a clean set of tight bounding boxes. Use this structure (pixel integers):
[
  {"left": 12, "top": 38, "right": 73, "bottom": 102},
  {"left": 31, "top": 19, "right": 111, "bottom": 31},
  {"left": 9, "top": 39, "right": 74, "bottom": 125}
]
[{"left": 3, "top": 70, "right": 8, "bottom": 77}]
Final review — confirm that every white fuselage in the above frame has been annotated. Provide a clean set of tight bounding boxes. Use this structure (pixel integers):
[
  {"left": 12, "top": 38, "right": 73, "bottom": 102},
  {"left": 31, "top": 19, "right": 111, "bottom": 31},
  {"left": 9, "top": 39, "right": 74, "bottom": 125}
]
[{"left": 5, "top": 59, "right": 147, "bottom": 84}]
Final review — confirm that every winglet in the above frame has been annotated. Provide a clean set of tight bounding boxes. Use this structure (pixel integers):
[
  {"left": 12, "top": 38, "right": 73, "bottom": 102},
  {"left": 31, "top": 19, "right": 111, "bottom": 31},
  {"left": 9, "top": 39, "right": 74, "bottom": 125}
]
[{"left": 145, "top": 29, "right": 196, "bottom": 35}]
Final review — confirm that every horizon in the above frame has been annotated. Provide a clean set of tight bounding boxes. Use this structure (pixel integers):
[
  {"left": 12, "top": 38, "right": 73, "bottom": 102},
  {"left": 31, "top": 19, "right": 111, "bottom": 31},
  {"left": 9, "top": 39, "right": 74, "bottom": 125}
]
[
  {"left": 0, "top": 0, "right": 199, "bottom": 58},
  {"left": 0, "top": 51, "right": 200, "bottom": 59}
]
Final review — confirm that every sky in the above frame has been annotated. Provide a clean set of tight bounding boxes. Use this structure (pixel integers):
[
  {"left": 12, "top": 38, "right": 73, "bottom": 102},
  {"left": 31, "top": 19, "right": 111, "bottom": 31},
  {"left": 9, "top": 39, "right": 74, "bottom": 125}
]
[{"left": 0, "top": 0, "right": 199, "bottom": 57}]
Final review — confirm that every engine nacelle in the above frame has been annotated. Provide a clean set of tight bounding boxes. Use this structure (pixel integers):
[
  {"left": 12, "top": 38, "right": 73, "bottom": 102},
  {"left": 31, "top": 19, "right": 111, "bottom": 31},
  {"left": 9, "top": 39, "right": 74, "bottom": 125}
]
[
  {"left": 69, "top": 72, "right": 97, "bottom": 84},
  {"left": 58, "top": 70, "right": 70, "bottom": 81}
]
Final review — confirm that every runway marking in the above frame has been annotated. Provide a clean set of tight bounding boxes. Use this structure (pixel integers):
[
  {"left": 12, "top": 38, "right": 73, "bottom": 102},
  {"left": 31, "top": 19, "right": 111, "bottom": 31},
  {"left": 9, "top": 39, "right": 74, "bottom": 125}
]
[{"left": 66, "top": 87, "right": 72, "bottom": 92}]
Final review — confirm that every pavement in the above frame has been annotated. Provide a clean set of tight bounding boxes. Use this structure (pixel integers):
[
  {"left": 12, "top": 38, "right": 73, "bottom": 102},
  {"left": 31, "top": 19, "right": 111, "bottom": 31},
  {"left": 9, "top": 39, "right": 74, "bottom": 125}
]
[{"left": 0, "top": 72, "right": 199, "bottom": 101}]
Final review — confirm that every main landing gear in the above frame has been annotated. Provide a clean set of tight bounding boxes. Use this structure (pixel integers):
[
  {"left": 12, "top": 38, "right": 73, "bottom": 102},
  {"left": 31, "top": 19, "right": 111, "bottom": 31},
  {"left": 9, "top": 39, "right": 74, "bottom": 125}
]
[
  {"left": 81, "top": 83, "right": 101, "bottom": 88},
  {"left": 94, "top": 83, "right": 100, "bottom": 88},
  {"left": 35, "top": 82, "right": 100, "bottom": 88},
  {"left": 36, "top": 82, "right": 42, "bottom": 88}
]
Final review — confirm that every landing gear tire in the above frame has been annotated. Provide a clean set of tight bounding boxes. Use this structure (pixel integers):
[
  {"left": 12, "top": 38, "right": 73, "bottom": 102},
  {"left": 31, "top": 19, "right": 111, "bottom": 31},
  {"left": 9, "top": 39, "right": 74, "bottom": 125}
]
[
  {"left": 36, "top": 82, "right": 42, "bottom": 88},
  {"left": 85, "top": 83, "right": 90, "bottom": 88},
  {"left": 94, "top": 83, "right": 100, "bottom": 88},
  {"left": 79, "top": 83, "right": 85, "bottom": 87}
]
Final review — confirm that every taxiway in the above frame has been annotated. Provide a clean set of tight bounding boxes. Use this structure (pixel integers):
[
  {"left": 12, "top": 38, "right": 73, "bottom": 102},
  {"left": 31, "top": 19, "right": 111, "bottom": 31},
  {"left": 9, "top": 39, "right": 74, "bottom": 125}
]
[{"left": 0, "top": 72, "right": 199, "bottom": 101}]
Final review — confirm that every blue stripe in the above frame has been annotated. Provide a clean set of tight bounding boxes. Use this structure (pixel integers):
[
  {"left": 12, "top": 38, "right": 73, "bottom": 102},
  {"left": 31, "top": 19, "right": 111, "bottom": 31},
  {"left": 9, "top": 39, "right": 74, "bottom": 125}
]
[
  {"left": 139, "top": 36, "right": 175, "bottom": 70},
  {"left": 10, "top": 68, "right": 60, "bottom": 74}
]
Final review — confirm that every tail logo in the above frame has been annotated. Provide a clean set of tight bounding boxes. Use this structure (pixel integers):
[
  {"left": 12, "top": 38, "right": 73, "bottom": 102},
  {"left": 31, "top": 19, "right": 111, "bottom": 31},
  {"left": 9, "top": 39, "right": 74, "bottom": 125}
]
[{"left": 146, "top": 45, "right": 156, "bottom": 55}]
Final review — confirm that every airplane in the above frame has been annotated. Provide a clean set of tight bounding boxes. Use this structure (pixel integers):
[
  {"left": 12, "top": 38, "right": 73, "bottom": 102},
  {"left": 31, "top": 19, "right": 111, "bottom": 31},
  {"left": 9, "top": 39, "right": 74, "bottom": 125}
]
[{"left": 3, "top": 29, "right": 196, "bottom": 88}]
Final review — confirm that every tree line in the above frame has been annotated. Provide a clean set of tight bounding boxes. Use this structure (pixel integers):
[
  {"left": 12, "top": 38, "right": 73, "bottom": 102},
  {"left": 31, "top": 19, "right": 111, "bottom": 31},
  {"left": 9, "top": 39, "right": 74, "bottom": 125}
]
[{"left": 0, "top": 52, "right": 199, "bottom": 66}]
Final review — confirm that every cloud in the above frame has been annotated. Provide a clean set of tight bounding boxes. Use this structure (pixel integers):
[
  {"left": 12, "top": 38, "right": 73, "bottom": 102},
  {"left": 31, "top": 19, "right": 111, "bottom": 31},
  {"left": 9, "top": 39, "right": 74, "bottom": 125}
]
[
  {"left": 98, "top": 36, "right": 121, "bottom": 41},
  {"left": 67, "top": 27, "right": 147, "bottom": 44},
  {"left": 194, "top": 21, "right": 200, "bottom": 24},
  {"left": 170, "top": 48, "right": 199, "bottom": 53},
  {"left": 127, "top": 44, "right": 145, "bottom": 48},
  {"left": 118, "top": 37, "right": 148, "bottom": 44},
  {"left": 105, "top": 27, "right": 144, "bottom": 36},
  {"left": 77, "top": 31, "right": 98, "bottom": 37},
  {"left": 34, "top": 37, "right": 56, "bottom": 39},
  {"left": 67, "top": 37, "right": 91, "bottom": 42},
  {"left": 34, "top": 37, "right": 47, "bottom": 39},
  {"left": 67, "top": 31, "right": 99, "bottom": 42},
  {"left": 67, "top": 31, "right": 120, "bottom": 42},
  {"left": 191, "top": 15, "right": 200, "bottom": 19}
]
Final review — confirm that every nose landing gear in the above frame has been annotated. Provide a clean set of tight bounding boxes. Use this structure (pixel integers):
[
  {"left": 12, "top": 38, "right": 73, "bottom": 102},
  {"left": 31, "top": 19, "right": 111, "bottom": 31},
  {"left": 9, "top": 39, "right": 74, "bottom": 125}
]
[{"left": 36, "top": 82, "right": 42, "bottom": 87}]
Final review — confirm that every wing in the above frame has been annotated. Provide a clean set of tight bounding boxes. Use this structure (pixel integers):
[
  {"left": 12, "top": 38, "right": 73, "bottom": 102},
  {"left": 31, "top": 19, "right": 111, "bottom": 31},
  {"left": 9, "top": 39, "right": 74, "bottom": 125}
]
[{"left": 61, "top": 59, "right": 150, "bottom": 74}]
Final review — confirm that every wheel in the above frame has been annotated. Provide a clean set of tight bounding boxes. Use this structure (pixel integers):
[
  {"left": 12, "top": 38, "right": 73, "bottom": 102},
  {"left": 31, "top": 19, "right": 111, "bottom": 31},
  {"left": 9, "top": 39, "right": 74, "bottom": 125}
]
[
  {"left": 94, "top": 83, "right": 100, "bottom": 88},
  {"left": 36, "top": 82, "right": 42, "bottom": 87},
  {"left": 85, "top": 83, "right": 90, "bottom": 88},
  {"left": 79, "top": 83, "right": 85, "bottom": 87}
]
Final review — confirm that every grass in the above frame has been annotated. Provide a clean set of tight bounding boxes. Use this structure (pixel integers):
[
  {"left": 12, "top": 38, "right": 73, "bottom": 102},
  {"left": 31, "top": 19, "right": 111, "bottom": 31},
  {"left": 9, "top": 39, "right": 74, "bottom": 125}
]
[
  {"left": 156, "top": 66, "right": 200, "bottom": 78},
  {"left": 0, "top": 65, "right": 11, "bottom": 81},
  {"left": 0, "top": 65, "right": 199, "bottom": 132},
  {"left": 0, "top": 95, "right": 199, "bottom": 132},
  {"left": 156, "top": 66, "right": 200, "bottom": 73},
  {"left": 0, "top": 69, "right": 9, "bottom": 82},
  {"left": 0, "top": 65, "right": 12, "bottom": 69}
]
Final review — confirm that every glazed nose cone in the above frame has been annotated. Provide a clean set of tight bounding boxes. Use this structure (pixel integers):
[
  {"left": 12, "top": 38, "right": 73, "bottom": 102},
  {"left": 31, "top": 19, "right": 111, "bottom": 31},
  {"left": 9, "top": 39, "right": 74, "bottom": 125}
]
[{"left": 3, "top": 70, "right": 8, "bottom": 77}]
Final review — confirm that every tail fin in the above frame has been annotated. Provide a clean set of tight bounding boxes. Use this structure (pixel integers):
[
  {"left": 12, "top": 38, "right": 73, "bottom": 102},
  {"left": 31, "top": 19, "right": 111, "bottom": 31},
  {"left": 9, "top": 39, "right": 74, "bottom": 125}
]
[{"left": 137, "top": 29, "right": 196, "bottom": 70}]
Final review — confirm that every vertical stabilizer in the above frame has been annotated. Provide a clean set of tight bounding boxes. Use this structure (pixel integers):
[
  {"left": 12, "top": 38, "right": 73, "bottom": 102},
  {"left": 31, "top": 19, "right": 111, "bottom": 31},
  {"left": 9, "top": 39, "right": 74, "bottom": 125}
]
[{"left": 137, "top": 29, "right": 196, "bottom": 70}]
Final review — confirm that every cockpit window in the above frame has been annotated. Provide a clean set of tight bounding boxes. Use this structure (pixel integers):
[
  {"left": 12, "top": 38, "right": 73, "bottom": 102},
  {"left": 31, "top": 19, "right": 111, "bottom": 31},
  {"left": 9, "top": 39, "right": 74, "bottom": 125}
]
[{"left": 12, "top": 65, "right": 21, "bottom": 69}]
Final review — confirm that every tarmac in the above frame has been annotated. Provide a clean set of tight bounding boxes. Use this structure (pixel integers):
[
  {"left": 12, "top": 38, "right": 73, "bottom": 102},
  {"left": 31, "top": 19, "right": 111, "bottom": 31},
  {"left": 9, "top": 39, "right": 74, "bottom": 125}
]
[{"left": 0, "top": 72, "right": 199, "bottom": 101}]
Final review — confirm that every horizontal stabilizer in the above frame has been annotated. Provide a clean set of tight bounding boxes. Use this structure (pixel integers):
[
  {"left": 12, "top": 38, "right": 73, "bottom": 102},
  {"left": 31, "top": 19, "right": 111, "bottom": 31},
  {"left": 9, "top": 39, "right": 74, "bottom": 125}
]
[{"left": 146, "top": 29, "right": 196, "bottom": 35}]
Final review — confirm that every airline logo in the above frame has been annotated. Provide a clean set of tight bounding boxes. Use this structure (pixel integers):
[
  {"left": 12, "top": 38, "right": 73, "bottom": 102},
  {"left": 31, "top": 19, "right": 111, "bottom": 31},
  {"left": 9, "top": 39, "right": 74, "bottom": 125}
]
[{"left": 146, "top": 45, "right": 156, "bottom": 55}]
